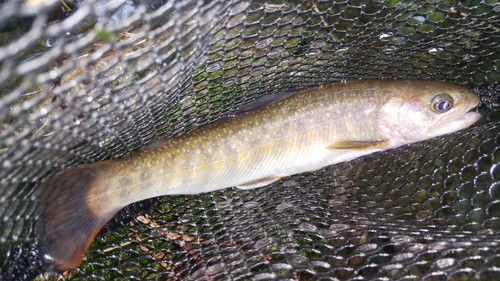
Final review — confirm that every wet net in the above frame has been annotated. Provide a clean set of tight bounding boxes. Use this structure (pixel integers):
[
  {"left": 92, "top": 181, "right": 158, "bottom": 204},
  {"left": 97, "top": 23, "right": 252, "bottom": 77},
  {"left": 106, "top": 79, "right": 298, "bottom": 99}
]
[{"left": 1, "top": 0, "right": 499, "bottom": 280}]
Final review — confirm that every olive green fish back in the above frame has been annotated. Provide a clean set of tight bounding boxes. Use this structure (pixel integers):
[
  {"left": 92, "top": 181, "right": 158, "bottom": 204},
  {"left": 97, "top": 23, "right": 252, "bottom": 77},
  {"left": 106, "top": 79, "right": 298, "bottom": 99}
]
[{"left": 0, "top": 0, "right": 498, "bottom": 280}]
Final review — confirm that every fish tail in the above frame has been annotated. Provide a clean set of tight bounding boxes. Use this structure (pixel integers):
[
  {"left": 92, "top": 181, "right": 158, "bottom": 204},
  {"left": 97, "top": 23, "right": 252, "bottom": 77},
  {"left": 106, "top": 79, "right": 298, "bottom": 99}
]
[{"left": 37, "top": 161, "right": 118, "bottom": 272}]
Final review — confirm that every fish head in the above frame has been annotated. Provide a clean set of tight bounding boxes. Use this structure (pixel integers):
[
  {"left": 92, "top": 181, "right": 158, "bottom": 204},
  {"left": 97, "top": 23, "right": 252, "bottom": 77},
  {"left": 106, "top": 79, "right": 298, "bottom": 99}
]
[{"left": 379, "top": 81, "right": 481, "bottom": 144}]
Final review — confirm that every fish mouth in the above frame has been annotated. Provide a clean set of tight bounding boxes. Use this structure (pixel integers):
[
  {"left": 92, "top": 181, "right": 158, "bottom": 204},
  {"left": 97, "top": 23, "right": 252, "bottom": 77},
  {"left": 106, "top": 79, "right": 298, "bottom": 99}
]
[
  {"left": 427, "top": 109, "right": 481, "bottom": 138},
  {"left": 450, "top": 111, "right": 481, "bottom": 129}
]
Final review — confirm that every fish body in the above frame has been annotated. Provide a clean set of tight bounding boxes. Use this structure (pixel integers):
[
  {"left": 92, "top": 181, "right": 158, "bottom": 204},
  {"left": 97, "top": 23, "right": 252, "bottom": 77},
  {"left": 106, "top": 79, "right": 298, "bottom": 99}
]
[{"left": 38, "top": 80, "right": 481, "bottom": 271}]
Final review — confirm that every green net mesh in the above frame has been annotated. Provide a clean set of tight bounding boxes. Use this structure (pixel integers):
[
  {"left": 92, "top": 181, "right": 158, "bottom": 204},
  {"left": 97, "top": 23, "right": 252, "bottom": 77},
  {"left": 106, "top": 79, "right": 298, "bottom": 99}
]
[{"left": 0, "top": 0, "right": 499, "bottom": 280}]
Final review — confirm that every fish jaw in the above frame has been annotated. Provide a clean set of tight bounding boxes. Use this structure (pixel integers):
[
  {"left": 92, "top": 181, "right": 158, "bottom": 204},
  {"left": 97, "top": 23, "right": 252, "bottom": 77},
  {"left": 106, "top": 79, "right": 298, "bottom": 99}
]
[{"left": 425, "top": 111, "right": 481, "bottom": 138}]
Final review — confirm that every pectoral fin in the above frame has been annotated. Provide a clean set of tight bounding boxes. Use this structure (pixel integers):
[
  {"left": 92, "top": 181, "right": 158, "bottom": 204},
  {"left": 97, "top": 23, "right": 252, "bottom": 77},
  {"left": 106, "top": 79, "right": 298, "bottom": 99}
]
[
  {"left": 328, "top": 139, "right": 389, "bottom": 150},
  {"left": 236, "top": 176, "right": 282, "bottom": 190}
]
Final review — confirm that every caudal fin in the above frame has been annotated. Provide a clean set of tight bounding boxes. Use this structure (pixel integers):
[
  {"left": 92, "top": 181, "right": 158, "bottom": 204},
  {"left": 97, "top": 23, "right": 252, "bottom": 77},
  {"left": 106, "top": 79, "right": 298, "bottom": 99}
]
[{"left": 37, "top": 161, "right": 119, "bottom": 272}]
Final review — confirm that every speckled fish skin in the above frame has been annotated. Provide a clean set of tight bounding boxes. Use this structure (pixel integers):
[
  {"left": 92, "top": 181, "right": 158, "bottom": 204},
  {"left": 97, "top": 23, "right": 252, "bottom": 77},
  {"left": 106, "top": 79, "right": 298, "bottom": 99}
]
[{"left": 38, "top": 80, "right": 481, "bottom": 271}]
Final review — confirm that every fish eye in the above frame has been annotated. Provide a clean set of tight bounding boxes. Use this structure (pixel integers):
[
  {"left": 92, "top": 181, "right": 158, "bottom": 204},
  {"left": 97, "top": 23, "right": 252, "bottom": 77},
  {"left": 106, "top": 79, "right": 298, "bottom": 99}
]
[{"left": 431, "top": 93, "right": 453, "bottom": 113}]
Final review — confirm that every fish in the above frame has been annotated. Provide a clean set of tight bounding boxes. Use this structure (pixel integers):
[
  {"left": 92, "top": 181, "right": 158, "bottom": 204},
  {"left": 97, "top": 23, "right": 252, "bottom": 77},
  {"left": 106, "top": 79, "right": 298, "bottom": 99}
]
[{"left": 37, "top": 80, "right": 481, "bottom": 271}]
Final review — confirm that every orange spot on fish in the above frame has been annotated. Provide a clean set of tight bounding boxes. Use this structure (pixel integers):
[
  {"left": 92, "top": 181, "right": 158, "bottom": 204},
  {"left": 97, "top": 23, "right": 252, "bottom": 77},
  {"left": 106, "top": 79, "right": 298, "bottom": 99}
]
[
  {"left": 202, "top": 163, "right": 209, "bottom": 169},
  {"left": 216, "top": 161, "right": 224, "bottom": 167},
  {"left": 228, "top": 157, "right": 236, "bottom": 163},
  {"left": 241, "top": 151, "right": 249, "bottom": 159},
  {"left": 310, "top": 132, "right": 317, "bottom": 140},
  {"left": 253, "top": 146, "right": 259, "bottom": 153},
  {"left": 263, "top": 144, "right": 271, "bottom": 151}
]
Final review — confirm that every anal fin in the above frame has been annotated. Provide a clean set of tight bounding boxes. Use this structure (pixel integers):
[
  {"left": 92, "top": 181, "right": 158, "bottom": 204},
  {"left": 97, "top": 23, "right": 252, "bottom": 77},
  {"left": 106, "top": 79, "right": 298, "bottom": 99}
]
[
  {"left": 328, "top": 139, "right": 389, "bottom": 150},
  {"left": 236, "top": 176, "right": 282, "bottom": 190}
]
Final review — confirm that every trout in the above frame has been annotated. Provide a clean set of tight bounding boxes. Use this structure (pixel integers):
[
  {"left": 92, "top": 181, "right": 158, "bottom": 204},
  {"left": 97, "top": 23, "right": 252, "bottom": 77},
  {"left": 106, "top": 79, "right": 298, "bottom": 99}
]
[{"left": 38, "top": 80, "right": 481, "bottom": 271}]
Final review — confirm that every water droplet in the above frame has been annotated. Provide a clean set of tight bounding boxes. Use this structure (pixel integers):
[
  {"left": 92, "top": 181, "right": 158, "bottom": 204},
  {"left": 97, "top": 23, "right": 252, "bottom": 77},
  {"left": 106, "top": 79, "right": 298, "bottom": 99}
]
[
  {"left": 206, "top": 263, "right": 225, "bottom": 276},
  {"left": 412, "top": 16, "right": 426, "bottom": 23},
  {"left": 391, "top": 235, "right": 414, "bottom": 244},
  {"left": 2, "top": 160, "right": 12, "bottom": 168},
  {"left": 49, "top": 70, "right": 58, "bottom": 79},
  {"left": 383, "top": 46, "right": 399, "bottom": 53},
  {"left": 267, "top": 47, "right": 285, "bottom": 58},
  {"left": 318, "top": 229, "right": 338, "bottom": 238},
  {"left": 243, "top": 201, "right": 258, "bottom": 209},
  {"left": 478, "top": 229, "right": 495, "bottom": 235},
  {"left": 392, "top": 253, "right": 414, "bottom": 262},
  {"left": 299, "top": 222, "right": 318, "bottom": 233},
  {"left": 271, "top": 263, "right": 292, "bottom": 271},
  {"left": 250, "top": 66, "right": 265, "bottom": 76},
  {"left": 288, "top": 255, "right": 308, "bottom": 266},
  {"left": 452, "top": 241, "right": 472, "bottom": 248},
  {"left": 429, "top": 241, "right": 448, "bottom": 251},
  {"left": 335, "top": 47, "right": 349, "bottom": 53},
  {"left": 407, "top": 243, "right": 425, "bottom": 252},
  {"left": 151, "top": 228, "right": 168, "bottom": 237},
  {"left": 379, "top": 32, "right": 392, "bottom": 39},
  {"left": 310, "top": 41, "right": 326, "bottom": 48},
  {"left": 256, "top": 37, "right": 273, "bottom": 49},
  {"left": 264, "top": 3, "right": 284, "bottom": 12},
  {"left": 179, "top": 95, "right": 192, "bottom": 109},
  {"left": 359, "top": 243, "right": 378, "bottom": 252},
  {"left": 276, "top": 202, "right": 293, "bottom": 211},
  {"left": 381, "top": 263, "right": 403, "bottom": 271},
  {"left": 435, "top": 258, "right": 455, "bottom": 269},
  {"left": 305, "top": 50, "right": 320, "bottom": 57},
  {"left": 329, "top": 224, "right": 350, "bottom": 231},
  {"left": 352, "top": 216, "right": 368, "bottom": 221},
  {"left": 98, "top": 135, "right": 115, "bottom": 148},
  {"left": 310, "top": 260, "right": 330, "bottom": 269},
  {"left": 46, "top": 37, "right": 54, "bottom": 47},
  {"left": 279, "top": 58, "right": 291, "bottom": 66},
  {"left": 255, "top": 237, "right": 274, "bottom": 249},
  {"left": 282, "top": 180, "right": 298, "bottom": 187},
  {"left": 229, "top": 2, "right": 250, "bottom": 15},
  {"left": 416, "top": 210, "right": 433, "bottom": 219},
  {"left": 428, "top": 47, "right": 444, "bottom": 54},
  {"left": 206, "top": 62, "right": 222, "bottom": 73},
  {"left": 328, "top": 199, "right": 344, "bottom": 205},
  {"left": 253, "top": 273, "right": 276, "bottom": 280},
  {"left": 223, "top": 77, "right": 236, "bottom": 86},
  {"left": 215, "top": 201, "right": 231, "bottom": 209}
]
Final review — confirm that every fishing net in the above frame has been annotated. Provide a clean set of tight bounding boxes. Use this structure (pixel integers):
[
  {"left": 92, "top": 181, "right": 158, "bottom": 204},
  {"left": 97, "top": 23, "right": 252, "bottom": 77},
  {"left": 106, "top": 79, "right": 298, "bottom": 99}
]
[{"left": 1, "top": 0, "right": 499, "bottom": 280}]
